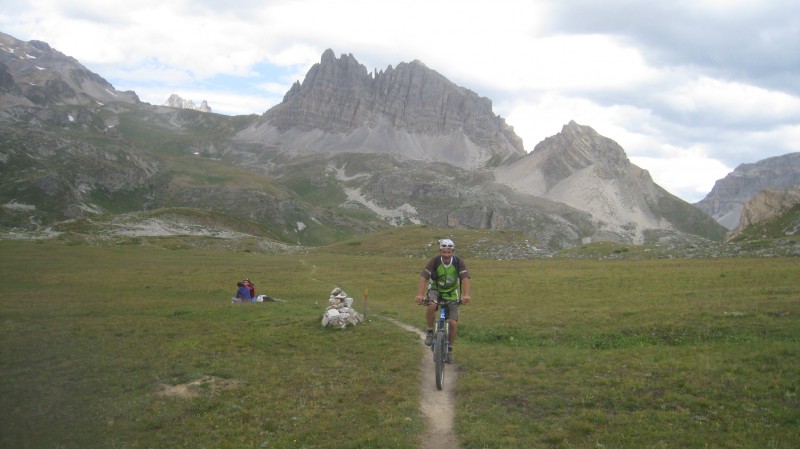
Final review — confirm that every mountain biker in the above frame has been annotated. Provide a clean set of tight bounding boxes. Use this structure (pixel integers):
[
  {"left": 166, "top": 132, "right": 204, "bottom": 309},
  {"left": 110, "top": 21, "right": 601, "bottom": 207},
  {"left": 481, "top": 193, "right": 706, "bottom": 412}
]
[{"left": 415, "top": 238, "right": 471, "bottom": 363}]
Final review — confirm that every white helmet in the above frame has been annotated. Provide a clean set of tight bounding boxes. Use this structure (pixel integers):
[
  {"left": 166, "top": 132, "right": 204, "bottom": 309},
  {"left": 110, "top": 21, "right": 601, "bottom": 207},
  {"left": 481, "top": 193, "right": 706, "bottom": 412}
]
[{"left": 439, "top": 238, "right": 455, "bottom": 249}]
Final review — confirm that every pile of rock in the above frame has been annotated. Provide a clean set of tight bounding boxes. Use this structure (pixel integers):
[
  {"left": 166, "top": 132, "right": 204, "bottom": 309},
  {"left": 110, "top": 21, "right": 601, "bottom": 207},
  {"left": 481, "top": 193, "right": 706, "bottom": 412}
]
[{"left": 321, "top": 287, "right": 365, "bottom": 328}]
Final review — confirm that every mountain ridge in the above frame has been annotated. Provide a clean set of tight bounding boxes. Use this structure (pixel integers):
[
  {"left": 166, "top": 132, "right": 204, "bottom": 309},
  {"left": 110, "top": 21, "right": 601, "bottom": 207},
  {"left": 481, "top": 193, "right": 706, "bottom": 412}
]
[
  {"left": 494, "top": 121, "right": 724, "bottom": 242},
  {"left": 695, "top": 152, "right": 800, "bottom": 229},
  {"left": 0, "top": 32, "right": 732, "bottom": 251},
  {"left": 236, "top": 49, "right": 525, "bottom": 170},
  {"left": 163, "top": 94, "right": 212, "bottom": 113},
  {"left": 0, "top": 31, "right": 139, "bottom": 113}
]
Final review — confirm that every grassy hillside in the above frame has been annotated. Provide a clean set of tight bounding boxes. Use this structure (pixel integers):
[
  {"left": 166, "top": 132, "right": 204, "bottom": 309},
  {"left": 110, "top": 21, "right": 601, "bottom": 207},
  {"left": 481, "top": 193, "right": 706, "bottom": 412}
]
[
  {"left": 1, "top": 241, "right": 798, "bottom": 448},
  {"left": 318, "top": 225, "right": 536, "bottom": 258},
  {"left": 729, "top": 203, "right": 800, "bottom": 243},
  {"left": 2, "top": 102, "right": 730, "bottom": 249}
]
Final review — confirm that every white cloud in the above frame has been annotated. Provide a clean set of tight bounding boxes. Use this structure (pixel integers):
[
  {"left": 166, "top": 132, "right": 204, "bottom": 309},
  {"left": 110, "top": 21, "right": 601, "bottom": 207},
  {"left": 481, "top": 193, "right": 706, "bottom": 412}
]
[
  {"left": 101, "top": 64, "right": 194, "bottom": 86},
  {"left": 694, "top": 0, "right": 762, "bottom": 13},
  {"left": 631, "top": 146, "right": 733, "bottom": 203},
  {"left": 738, "top": 124, "right": 800, "bottom": 161},
  {"left": 661, "top": 77, "right": 800, "bottom": 125},
  {"left": 267, "top": 43, "right": 321, "bottom": 68},
  {"left": 256, "top": 82, "right": 293, "bottom": 96},
  {"left": 491, "top": 34, "right": 656, "bottom": 92},
  {"left": 501, "top": 93, "right": 651, "bottom": 152},
  {"left": 501, "top": 92, "right": 740, "bottom": 202},
  {"left": 201, "top": 92, "right": 276, "bottom": 116},
  {"left": 132, "top": 86, "right": 277, "bottom": 116}
]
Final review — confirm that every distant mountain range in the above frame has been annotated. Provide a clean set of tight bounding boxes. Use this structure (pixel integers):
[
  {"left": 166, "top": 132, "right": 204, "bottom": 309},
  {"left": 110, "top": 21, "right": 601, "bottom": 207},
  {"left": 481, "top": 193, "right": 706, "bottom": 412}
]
[
  {"left": 695, "top": 153, "right": 800, "bottom": 230},
  {"left": 1, "top": 30, "right": 797, "bottom": 252}
]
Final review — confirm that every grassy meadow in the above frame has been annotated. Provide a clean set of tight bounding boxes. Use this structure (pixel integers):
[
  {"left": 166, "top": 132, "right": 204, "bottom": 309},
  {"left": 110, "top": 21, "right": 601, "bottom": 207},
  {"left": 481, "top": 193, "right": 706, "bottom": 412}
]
[{"left": 1, "top": 239, "right": 798, "bottom": 448}]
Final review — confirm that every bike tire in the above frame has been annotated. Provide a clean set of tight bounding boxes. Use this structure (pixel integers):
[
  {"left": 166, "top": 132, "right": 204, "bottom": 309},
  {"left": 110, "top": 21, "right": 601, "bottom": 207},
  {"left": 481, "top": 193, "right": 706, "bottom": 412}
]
[{"left": 434, "top": 331, "right": 446, "bottom": 390}]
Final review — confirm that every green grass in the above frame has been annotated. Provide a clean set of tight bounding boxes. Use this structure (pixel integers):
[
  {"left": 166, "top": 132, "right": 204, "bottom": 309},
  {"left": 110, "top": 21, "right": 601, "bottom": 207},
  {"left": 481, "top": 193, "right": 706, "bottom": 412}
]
[
  {"left": 320, "top": 225, "right": 533, "bottom": 258},
  {"left": 0, "top": 243, "right": 422, "bottom": 449},
  {"left": 456, "top": 258, "right": 799, "bottom": 448},
  {"left": 1, "top": 241, "right": 799, "bottom": 448},
  {"left": 730, "top": 203, "right": 800, "bottom": 243}
]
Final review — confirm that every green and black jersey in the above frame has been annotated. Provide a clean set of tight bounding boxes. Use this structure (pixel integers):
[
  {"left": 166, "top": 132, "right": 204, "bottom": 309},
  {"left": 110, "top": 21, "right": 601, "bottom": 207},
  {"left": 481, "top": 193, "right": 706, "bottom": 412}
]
[{"left": 421, "top": 255, "right": 470, "bottom": 301}]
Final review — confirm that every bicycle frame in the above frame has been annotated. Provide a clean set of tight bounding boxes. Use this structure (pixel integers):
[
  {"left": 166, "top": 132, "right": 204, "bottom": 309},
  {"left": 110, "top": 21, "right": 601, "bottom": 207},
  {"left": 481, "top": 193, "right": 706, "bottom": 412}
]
[
  {"left": 429, "top": 298, "right": 460, "bottom": 390},
  {"left": 432, "top": 301, "right": 451, "bottom": 349}
]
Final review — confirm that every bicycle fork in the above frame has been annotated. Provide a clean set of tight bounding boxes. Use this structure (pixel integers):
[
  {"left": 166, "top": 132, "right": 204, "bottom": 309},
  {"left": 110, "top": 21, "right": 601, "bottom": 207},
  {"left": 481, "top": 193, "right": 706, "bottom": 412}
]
[{"left": 432, "top": 306, "right": 448, "bottom": 353}]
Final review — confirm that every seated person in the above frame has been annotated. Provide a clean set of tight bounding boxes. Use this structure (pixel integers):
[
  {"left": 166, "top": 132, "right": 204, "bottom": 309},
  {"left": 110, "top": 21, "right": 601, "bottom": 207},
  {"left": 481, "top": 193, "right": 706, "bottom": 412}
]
[
  {"left": 243, "top": 279, "right": 256, "bottom": 301},
  {"left": 234, "top": 281, "right": 251, "bottom": 303}
]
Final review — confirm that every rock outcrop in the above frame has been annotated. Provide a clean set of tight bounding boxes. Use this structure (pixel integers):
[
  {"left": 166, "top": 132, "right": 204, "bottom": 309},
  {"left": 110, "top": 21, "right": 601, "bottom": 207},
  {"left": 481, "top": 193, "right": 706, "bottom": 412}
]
[
  {"left": 696, "top": 152, "right": 800, "bottom": 230},
  {"left": 163, "top": 94, "right": 211, "bottom": 113},
  {"left": 237, "top": 49, "right": 525, "bottom": 169},
  {"left": 494, "top": 121, "right": 726, "bottom": 243},
  {"left": 725, "top": 186, "right": 800, "bottom": 241},
  {"left": 0, "top": 31, "right": 139, "bottom": 112}
]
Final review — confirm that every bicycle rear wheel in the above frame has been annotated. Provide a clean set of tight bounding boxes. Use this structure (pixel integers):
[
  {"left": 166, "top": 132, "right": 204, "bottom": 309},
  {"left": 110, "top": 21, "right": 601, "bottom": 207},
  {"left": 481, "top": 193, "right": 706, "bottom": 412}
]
[{"left": 433, "top": 331, "right": 446, "bottom": 390}]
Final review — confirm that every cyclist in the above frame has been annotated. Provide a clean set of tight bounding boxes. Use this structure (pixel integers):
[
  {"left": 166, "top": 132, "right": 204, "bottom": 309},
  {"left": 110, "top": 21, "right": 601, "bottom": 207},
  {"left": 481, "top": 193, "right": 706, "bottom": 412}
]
[{"left": 415, "top": 238, "right": 471, "bottom": 363}]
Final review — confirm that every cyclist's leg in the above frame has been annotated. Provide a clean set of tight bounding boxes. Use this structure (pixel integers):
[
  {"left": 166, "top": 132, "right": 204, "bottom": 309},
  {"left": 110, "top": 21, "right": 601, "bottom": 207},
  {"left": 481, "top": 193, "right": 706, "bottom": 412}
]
[
  {"left": 426, "top": 290, "right": 439, "bottom": 330},
  {"left": 446, "top": 302, "right": 461, "bottom": 347},
  {"left": 424, "top": 290, "right": 439, "bottom": 346}
]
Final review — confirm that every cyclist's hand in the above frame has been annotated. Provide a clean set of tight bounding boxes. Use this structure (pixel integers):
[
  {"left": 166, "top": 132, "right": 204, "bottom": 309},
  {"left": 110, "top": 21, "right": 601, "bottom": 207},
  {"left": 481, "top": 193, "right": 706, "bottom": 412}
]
[
  {"left": 461, "top": 295, "right": 471, "bottom": 304},
  {"left": 415, "top": 295, "right": 425, "bottom": 304}
]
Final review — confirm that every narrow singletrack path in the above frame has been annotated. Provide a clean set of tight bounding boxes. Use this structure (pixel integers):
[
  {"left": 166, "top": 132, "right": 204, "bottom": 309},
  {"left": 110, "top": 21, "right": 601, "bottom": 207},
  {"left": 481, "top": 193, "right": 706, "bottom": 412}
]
[{"left": 385, "top": 318, "right": 461, "bottom": 449}]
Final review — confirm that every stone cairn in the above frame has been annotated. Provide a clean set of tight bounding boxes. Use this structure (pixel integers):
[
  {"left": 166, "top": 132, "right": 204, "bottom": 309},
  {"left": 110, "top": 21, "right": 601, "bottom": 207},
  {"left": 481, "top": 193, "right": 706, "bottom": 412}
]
[{"left": 321, "top": 287, "right": 365, "bottom": 328}]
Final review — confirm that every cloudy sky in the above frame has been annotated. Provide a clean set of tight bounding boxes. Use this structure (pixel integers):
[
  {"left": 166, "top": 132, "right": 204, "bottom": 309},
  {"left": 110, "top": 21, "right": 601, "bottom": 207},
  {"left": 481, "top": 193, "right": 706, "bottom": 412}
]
[{"left": 2, "top": 0, "right": 799, "bottom": 202}]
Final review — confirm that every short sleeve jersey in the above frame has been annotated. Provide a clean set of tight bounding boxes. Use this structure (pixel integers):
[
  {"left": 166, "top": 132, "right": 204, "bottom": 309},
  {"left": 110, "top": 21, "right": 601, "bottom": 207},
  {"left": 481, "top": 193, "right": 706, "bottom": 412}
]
[{"left": 421, "top": 256, "right": 470, "bottom": 300}]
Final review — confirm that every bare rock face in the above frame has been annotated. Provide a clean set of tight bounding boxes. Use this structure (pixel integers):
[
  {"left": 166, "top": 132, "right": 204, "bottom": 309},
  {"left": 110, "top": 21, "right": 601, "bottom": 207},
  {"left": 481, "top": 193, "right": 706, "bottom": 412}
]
[
  {"left": 695, "top": 153, "right": 800, "bottom": 230},
  {"left": 515, "top": 120, "right": 633, "bottom": 190},
  {"left": 237, "top": 49, "right": 525, "bottom": 169},
  {"left": 725, "top": 186, "right": 800, "bottom": 241},
  {"left": 0, "top": 31, "right": 139, "bottom": 111},
  {"left": 163, "top": 94, "right": 212, "bottom": 113},
  {"left": 494, "top": 121, "right": 725, "bottom": 243}
]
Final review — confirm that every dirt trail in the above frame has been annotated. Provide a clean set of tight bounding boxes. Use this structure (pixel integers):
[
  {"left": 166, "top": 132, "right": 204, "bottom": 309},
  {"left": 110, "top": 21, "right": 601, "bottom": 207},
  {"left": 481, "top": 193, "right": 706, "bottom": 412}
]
[{"left": 386, "top": 318, "right": 461, "bottom": 449}]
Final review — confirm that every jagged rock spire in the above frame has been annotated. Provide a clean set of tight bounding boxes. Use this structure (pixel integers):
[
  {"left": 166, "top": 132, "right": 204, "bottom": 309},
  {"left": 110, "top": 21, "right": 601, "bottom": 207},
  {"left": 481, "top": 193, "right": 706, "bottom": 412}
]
[{"left": 241, "top": 49, "right": 525, "bottom": 169}]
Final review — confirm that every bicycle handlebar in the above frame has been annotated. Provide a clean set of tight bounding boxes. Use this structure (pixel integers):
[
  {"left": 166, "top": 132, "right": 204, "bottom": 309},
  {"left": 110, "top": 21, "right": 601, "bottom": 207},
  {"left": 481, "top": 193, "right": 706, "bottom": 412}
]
[{"left": 418, "top": 298, "right": 464, "bottom": 306}]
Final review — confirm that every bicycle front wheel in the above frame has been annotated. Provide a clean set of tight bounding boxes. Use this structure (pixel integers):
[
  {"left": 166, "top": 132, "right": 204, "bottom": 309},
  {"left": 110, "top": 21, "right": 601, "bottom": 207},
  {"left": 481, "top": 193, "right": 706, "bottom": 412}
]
[{"left": 433, "top": 331, "right": 446, "bottom": 390}]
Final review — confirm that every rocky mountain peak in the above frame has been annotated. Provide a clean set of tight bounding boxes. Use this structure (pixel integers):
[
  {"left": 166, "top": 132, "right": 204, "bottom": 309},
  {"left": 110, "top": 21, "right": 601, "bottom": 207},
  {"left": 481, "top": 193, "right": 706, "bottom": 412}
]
[
  {"left": 494, "top": 121, "right": 723, "bottom": 243},
  {"left": 529, "top": 121, "right": 632, "bottom": 187},
  {"left": 238, "top": 49, "right": 525, "bottom": 169},
  {"left": 274, "top": 50, "right": 370, "bottom": 131},
  {"left": 0, "top": 31, "right": 139, "bottom": 111},
  {"left": 695, "top": 152, "right": 800, "bottom": 229},
  {"left": 163, "top": 94, "right": 212, "bottom": 113},
  {"left": 28, "top": 39, "right": 55, "bottom": 53}
]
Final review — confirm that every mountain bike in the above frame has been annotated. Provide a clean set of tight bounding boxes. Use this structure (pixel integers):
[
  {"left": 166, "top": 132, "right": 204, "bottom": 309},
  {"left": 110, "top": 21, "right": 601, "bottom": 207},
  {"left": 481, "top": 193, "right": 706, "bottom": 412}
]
[{"left": 425, "top": 298, "right": 462, "bottom": 390}]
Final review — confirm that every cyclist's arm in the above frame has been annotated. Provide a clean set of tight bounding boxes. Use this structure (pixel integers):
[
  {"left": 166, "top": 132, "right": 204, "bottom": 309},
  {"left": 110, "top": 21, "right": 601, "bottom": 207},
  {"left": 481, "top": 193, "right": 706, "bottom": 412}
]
[
  {"left": 416, "top": 259, "right": 435, "bottom": 303},
  {"left": 416, "top": 276, "right": 429, "bottom": 303},
  {"left": 461, "top": 277, "right": 471, "bottom": 303}
]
